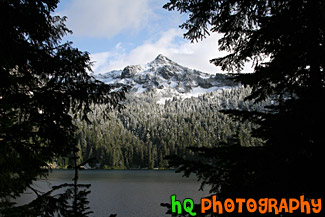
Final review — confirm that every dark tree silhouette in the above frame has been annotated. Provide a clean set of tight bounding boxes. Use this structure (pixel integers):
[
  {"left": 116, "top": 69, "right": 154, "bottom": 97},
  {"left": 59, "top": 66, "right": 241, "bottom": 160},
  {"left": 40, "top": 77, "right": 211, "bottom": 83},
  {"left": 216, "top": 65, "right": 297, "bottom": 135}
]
[
  {"left": 163, "top": 0, "right": 325, "bottom": 215},
  {"left": 0, "top": 0, "right": 125, "bottom": 215},
  {"left": 1, "top": 148, "right": 94, "bottom": 217}
]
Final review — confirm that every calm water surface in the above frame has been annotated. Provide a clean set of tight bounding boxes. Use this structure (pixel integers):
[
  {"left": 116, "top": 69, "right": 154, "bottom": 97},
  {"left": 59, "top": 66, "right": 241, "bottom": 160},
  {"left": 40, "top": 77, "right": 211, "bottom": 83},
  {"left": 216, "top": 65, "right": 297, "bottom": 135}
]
[{"left": 18, "top": 170, "right": 210, "bottom": 217}]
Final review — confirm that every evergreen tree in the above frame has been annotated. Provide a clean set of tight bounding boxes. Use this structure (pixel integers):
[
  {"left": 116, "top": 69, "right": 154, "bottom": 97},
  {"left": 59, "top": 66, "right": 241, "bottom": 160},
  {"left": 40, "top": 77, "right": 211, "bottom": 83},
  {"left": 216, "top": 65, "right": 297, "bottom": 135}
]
[
  {"left": 73, "top": 88, "right": 259, "bottom": 170},
  {"left": 0, "top": 0, "right": 125, "bottom": 214},
  {"left": 163, "top": 0, "right": 325, "bottom": 215}
]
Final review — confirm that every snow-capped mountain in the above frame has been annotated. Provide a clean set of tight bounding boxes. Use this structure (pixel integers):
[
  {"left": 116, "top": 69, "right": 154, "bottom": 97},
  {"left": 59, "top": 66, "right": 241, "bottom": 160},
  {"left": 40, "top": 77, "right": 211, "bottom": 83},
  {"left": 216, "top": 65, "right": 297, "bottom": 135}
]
[{"left": 95, "top": 54, "right": 235, "bottom": 103}]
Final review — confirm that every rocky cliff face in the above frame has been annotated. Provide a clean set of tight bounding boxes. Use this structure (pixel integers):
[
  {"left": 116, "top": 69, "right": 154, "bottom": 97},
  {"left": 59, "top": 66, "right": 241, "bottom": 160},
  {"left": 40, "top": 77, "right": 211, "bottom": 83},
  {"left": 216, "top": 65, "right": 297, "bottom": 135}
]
[{"left": 95, "top": 54, "right": 235, "bottom": 103}]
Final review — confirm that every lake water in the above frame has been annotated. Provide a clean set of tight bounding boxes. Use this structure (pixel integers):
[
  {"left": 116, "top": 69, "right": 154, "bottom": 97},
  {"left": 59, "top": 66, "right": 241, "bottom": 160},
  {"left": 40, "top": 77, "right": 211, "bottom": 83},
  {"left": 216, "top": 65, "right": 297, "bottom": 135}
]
[{"left": 17, "top": 170, "right": 210, "bottom": 217}]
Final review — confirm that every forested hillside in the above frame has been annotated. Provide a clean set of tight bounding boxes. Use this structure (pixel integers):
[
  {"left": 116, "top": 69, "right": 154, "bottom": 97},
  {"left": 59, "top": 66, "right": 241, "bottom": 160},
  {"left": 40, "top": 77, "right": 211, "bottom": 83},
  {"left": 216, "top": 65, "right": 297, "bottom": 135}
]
[{"left": 57, "top": 86, "right": 268, "bottom": 169}]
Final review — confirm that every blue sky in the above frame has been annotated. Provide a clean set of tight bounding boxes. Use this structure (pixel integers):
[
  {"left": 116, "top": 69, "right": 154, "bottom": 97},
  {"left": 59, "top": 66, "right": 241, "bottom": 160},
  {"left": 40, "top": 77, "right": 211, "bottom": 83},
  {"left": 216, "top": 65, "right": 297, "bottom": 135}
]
[{"left": 55, "top": 0, "right": 234, "bottom": 75}]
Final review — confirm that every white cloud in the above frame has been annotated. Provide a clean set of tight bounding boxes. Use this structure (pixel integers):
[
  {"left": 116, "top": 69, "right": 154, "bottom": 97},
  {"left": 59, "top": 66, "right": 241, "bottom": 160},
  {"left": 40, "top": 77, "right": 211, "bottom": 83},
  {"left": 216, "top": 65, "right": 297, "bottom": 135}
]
[
  {"left": 59, "top": 0, "right": 152, "bottom": 38},
  {"left": 57, "top": 0, "right": 254, "bottom": 75},
  {"left": 89, "top": 52, "right": 111, "bottom": 73},
  {"left": 91, "top": 28, "right": 245, "bottom": 75}
]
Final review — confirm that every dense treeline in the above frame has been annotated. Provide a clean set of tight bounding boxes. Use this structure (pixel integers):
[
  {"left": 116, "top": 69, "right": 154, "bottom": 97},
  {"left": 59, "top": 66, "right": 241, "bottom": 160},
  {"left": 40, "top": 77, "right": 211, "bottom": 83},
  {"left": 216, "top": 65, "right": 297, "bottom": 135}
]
[
  {"left": 162, "top": 2, "right": 325, "bottom": 216},
  {"left": 0, "top": 0, "right": 126, "bottom": 215},
  {"left": 58, "top": 86, "right": 268, "bottom": 169}
]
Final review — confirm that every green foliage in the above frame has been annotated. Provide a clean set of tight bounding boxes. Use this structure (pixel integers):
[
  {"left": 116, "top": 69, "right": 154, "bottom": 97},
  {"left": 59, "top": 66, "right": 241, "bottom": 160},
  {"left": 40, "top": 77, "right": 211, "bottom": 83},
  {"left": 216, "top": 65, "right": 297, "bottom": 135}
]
[
  {"left": 66, "top": 87, "right": 264, "bottom": 170},
  {"left": 0, "top": 0, "right": 125, "bottom": 214},
  {"left": 163, "top": 0, "right": 325, "bottom": 215}
]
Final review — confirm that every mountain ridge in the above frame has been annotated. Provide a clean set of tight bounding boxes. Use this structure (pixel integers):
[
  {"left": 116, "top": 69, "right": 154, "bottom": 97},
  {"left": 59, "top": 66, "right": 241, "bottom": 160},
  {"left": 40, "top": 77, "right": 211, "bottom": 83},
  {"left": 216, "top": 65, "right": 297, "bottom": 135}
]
[{"left": 95, "top": 54, "right": 235, "bottom": 103}]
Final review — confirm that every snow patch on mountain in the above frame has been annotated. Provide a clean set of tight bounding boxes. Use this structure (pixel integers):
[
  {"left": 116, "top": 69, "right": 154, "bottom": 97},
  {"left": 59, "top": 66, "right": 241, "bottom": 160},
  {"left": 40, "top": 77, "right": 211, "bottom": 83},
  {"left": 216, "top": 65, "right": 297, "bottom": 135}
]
[{"left": 94, "top": 54, "right": 235, "bottom": 103}]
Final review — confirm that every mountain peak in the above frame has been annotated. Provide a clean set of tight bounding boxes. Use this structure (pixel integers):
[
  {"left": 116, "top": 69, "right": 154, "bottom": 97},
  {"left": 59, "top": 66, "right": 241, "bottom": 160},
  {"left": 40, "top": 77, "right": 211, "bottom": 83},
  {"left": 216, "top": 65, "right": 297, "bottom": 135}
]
[
  {"left": 155, "top": 54, "right": 168, "bottom": 60},
  {"left": 150, "top": 54, "right": 173, "bottom": 67},
  {"left": 95, "top": 55, "right": 235, "bottom": 100}
]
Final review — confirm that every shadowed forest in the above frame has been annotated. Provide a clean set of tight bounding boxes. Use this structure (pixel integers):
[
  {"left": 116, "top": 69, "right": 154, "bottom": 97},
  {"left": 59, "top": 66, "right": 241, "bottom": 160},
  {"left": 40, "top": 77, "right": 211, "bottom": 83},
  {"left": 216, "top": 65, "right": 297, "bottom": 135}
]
[{"left": 1, "top": 0, "right": 324, "bottom": 216}]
